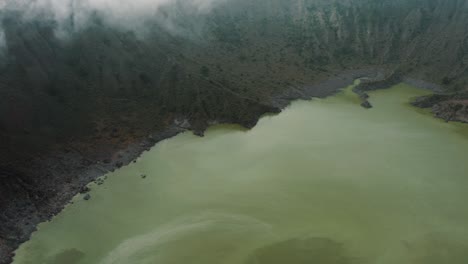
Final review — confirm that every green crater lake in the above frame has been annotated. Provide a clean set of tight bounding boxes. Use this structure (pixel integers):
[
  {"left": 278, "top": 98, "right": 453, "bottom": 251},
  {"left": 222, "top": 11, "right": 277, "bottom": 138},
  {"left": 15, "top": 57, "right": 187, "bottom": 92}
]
[{"left": 13, "top": 83, "right": 468, "bottom": 264}]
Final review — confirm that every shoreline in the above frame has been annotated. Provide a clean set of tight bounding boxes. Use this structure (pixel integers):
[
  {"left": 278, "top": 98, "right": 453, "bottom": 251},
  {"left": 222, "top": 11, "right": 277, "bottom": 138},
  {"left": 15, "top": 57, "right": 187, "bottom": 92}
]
[
  {"left": 0, "top": 67, "right": 448, "bottom": 264},
  {"left": 351, "top": 70, "right": 443, "bottom": 109}
]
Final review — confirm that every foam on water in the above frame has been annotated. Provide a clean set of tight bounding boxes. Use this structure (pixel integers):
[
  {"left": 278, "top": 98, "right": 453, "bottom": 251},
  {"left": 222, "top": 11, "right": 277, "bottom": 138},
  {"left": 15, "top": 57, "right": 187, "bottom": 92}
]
[{"left": 101, "top": 212, "right": 273, "bottom": 264}]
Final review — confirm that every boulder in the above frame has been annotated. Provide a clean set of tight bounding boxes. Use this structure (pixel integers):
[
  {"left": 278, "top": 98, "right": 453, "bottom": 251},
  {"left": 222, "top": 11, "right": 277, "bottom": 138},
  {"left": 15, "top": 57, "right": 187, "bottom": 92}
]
[
  {"left": 115, "top": 161, "right": 124, "bottom": 168},
  {"left": 79, "top": 186, "right": 90, "bottom": 194},
  {"left": 361, "top": 100, "right": 373, "bottom": 109}
]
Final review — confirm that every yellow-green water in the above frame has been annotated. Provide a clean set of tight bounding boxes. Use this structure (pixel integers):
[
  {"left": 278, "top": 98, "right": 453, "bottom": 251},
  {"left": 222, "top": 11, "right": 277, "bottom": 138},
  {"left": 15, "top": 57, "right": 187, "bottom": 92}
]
[{"left": 13, "top": 84, "right": 468, "bottom": 264}]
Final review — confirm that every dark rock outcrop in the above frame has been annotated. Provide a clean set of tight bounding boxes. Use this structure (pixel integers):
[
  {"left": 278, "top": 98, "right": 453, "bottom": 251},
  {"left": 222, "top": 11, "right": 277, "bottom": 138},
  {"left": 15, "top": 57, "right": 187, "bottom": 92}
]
[
  {"left": 412, "top": 92, "right": 468, "bottom": 123},
  {"left": 361, "top": 101, "right": 373, "bottom": 109}
]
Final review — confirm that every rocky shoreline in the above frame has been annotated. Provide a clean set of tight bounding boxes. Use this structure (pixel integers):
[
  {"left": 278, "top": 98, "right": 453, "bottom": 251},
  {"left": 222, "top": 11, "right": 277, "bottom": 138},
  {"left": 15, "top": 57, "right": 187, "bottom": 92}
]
[
  {"left": 352, "top": 70, "right": 468, "bottom": 123},
  {"left": 0, "top": 125, "right": 186, "bottom": 264},
  {"left": 411, "top": 92, "right": 468, "bottom": 123},
  {"left": 0, "top": 67, "right": 457, "bottom": 264},
  {"left": 0, "top": 67, "right": 389, "bottom": 264}
]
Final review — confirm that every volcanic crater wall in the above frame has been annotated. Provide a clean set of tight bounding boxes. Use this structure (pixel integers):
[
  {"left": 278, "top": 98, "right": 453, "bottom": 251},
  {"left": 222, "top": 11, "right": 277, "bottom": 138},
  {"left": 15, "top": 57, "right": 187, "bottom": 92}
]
[{"left": 1, "top": 0, "right": 468, "bottom": 262}]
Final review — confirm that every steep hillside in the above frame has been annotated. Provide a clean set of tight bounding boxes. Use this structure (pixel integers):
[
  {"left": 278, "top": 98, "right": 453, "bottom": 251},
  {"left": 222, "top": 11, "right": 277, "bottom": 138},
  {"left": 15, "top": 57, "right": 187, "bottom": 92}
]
[{"left": 1, "top": 0, "right": 468, "bottom": 262}]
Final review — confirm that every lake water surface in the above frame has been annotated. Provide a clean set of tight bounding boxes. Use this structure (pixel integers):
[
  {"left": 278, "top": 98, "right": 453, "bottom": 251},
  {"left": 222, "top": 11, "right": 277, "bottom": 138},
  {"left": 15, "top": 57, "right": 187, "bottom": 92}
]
[{"left": 13, "top": 84, "right": 468, "bottom": 264}]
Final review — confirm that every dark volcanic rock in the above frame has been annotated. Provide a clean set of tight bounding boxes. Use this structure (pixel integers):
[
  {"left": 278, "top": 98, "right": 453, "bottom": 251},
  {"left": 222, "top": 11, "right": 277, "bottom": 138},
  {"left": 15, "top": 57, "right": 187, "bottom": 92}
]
[
  {"left": 79, "top": 186, "right": 90, "bottom": 194},
  {"left": 361, "top": 101, "right": 373, "bottom": 109},
  {"left": 83, "top": 194, "right": 91, "bottom": 201},
  {"left": 193, "top": 130, "right": 205, "bottom": 137},
  {"left": 354, "top": 71, "right": 404, "bottom": 94},
  {"left": 411, "top": 94, "right": 453, "bottom": 108},
  {"left": 411, "top": 92, "right": 468, "bottom": 123},
  {"left": 432, "top": 101, "right": 468, "bottom": 123},
  {"left": 360, "top": 93, "right": 370, "bottom": 100}
]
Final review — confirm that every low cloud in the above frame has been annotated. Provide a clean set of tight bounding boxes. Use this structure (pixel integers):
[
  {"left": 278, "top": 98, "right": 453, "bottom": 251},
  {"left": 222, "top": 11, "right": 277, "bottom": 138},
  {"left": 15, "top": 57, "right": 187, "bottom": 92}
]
[{"left": 0, "top": 0, "right": 222, "bottom": 40}]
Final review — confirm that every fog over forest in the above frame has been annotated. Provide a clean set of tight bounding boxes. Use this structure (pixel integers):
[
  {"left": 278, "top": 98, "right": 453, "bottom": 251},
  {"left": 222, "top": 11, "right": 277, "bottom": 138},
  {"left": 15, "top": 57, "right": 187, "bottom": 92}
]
[{"left": 0, "top": 0, "right": 223, "bottom": 47}]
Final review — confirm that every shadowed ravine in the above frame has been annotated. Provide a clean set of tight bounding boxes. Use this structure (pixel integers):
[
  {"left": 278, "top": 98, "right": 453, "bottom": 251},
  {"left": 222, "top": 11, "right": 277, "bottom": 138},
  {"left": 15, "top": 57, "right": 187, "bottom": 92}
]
[{"left": 12, "top": 84, "right": 468, "bottom": 264}]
